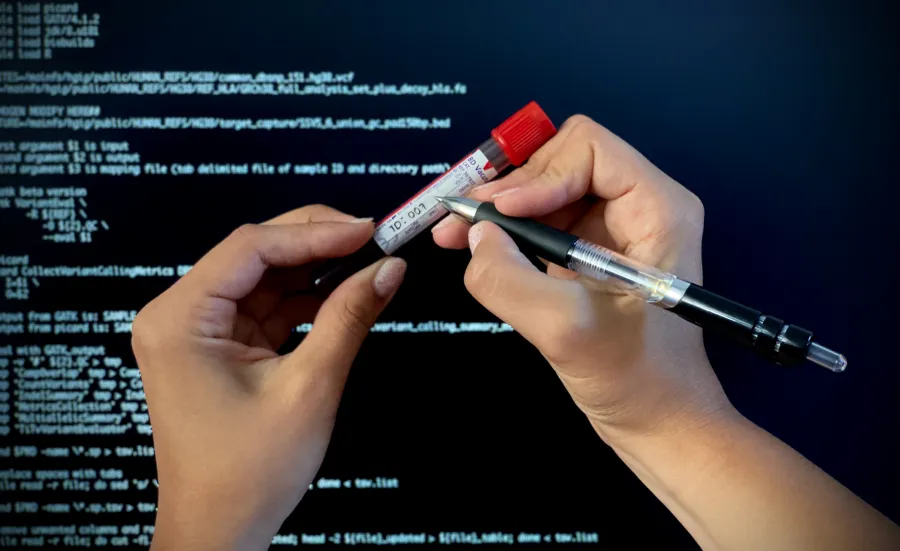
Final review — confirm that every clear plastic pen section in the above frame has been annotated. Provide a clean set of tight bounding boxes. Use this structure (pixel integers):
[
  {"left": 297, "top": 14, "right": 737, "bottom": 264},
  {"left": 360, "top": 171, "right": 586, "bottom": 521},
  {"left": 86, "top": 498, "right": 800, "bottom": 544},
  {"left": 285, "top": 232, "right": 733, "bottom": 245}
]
[{"left": 566, "top": 240, "right": 683, "bottom": 304}]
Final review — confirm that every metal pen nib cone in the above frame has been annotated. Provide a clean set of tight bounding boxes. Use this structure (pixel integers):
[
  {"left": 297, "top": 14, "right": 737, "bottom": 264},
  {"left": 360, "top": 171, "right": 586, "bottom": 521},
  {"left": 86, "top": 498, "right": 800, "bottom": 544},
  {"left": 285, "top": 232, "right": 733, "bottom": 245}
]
[{"left": 437, "top": 196, "right": 479, "bottom": 222}]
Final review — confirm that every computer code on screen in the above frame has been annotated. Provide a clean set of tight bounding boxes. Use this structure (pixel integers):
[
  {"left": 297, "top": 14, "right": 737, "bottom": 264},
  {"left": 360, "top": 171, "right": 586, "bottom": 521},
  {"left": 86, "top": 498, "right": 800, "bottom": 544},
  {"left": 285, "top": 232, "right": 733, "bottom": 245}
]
[{"left": 0, "top": 1, "right": 719, "bottom": 548}]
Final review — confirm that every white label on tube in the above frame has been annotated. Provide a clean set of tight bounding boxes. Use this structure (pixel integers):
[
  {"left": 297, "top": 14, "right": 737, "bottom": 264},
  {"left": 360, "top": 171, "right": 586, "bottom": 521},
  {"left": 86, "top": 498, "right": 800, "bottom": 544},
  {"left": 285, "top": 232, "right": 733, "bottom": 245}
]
[{"left": 373, "top": 149, "right": 498, "bottom": 255}]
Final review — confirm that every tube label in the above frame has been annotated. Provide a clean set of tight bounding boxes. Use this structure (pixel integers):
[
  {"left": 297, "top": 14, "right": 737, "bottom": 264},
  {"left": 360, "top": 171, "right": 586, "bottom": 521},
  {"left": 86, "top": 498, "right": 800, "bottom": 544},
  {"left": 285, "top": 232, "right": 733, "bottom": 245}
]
[{"left": 373, "top": 149, "right": 498, "bottom": 254}]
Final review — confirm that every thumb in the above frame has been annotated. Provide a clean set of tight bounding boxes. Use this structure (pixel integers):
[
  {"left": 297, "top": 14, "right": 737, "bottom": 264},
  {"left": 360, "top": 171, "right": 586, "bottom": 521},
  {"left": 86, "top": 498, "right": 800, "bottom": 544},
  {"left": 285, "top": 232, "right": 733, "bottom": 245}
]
[
  {"left": 464, "top": 222, "right": 591, "bottom": 363},
  {"left": 290, "top": 256, "right": 406, "bottom": 385}
]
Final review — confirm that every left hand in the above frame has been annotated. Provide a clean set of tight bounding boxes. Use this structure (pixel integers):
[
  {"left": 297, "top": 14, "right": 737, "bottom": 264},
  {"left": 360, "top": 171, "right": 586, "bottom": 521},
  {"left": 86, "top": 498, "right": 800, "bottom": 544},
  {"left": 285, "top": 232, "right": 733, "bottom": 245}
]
[{"left": 132, "top": 205, "right": 406, "bottom": 551}]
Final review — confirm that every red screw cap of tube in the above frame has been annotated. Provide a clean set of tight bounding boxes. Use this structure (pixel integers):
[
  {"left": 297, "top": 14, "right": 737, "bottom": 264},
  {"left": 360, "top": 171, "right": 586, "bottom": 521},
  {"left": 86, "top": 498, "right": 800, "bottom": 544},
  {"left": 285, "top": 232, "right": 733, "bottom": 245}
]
[{"left": 491, "top": 101, "right": 557, "bottom": 166}]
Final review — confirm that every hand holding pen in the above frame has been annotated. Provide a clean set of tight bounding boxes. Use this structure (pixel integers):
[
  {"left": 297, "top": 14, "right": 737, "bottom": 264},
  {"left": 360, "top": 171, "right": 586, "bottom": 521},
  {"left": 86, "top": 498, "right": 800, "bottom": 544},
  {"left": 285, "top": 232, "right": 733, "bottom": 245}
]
[
  {"left": 431, "top": 114, "right": 846, "bottom": 439},
  {"left": 437, "top": 195, "right": 845, "bottom": 372},
  {"left": 427, "top": 115, "right": 896, "bottom": 551}
]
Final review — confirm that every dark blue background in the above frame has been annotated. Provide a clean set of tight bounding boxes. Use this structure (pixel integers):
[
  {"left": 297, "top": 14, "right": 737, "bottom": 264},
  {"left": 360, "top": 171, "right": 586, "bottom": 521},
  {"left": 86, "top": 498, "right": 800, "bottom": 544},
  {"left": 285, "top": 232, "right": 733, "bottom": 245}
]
[{"left": 5, "top": 0, "right": 899, "bottom": 547}]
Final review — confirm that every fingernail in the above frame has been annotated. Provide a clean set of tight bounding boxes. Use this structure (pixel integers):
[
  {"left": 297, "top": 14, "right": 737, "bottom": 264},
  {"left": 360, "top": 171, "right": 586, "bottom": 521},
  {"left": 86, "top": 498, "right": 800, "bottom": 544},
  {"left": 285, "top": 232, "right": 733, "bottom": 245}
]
[
  {"left": 468, "top": 182, "right": 494, "bottom": 194},
  {"left": 350, "top": 217, "right": 374, "bottom": 224},
  {"left": 491, "top": 187, "right": 520, "bottom": 199},
  {"left": 373, "top": 258, "right": 406, "bottom": 298},
  {"left": 431, "top": 215, "right": 457, "bottom": 233},
  {"left": 468, "top": 223, "right": 483, "bottom": 253}
]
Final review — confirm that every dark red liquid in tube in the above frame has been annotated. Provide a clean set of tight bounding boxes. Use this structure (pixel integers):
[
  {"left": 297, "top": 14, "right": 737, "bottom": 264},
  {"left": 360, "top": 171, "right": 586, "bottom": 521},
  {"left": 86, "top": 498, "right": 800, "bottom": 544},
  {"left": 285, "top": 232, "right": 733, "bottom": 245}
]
[{"left": 313, "top": 101, "right": 557, "bottom": 292}]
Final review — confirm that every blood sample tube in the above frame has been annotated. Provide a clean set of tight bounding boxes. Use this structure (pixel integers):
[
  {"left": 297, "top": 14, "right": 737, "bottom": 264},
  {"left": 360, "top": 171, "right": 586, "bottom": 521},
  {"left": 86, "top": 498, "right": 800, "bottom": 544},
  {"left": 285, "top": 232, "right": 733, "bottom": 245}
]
[{"left": 313, "top": 101, "right": 557, "bottom": 291}]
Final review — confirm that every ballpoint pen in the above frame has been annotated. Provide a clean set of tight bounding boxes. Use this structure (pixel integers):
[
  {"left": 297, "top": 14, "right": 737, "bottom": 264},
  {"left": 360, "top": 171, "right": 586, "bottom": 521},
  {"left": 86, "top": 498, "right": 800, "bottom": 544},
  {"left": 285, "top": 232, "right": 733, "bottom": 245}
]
[{"left": 436, "top": 196, "right": 847, "bottom": 372}]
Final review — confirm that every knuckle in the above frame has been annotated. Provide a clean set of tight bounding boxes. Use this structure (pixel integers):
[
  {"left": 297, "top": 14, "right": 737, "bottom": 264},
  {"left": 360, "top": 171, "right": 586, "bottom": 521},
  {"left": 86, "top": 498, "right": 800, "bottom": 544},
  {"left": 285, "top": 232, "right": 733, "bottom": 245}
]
[
  {"left": 230, "top": 223, "right": 261, "bottom": 245},
  {"left": 299, "top": 203, "right": 333, "bottom": 218},
  {"left": 684, "top": 191, "right": 705, "bottom": 225},
  {"left": 464, "top": 256, "right": 503, "bottom": 301},
  {"left": 525, "top": 148, "right": 550, "bottom": 172},
  {"left": 334, "top": 296, "right": 373, "bottom": 341},
  {"left": 540, "top": 158, "right": 568, "bottom": 185},
  {"left": 130, "top": 302, "right": 161, "bottom": 358},
  {"left": 228, "top": 223, "right": 268, "bottom": 260},
  {"left": 521, "top": 153, "right": 547, "bottom": 176},
  {"left": 660, "top": 188, "right": 705, "bottom": 238},
  {"left": 536, "top": 309, "right": 596, "bottom": 365},
  {"left": 264, "top": 204, "right": 335, "bottom": 225},
  {"left": 681, "top": 192, "right": 706, "bottom": 241},
  {"left": 562, "top": 114, "right": 594, "bottom": 131},
  {"left": 568, "top": 116, "right": 602, "bottom": 141}
]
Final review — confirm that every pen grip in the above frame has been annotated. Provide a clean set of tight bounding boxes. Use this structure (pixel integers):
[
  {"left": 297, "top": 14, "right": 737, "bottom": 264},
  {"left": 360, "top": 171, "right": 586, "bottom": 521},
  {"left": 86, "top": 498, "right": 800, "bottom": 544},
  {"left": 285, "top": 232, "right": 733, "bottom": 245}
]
[
  {"left": 671, "top": 284, "right": 812, "bottom": 366},
  {"left": 473, "top": 202, "right": 577, "bottom": 266}
]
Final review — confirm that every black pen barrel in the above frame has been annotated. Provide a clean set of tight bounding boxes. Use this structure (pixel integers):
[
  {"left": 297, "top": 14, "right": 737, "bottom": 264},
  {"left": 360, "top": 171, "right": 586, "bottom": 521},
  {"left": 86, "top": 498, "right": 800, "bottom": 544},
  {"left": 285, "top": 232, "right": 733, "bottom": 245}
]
[
  {"left": 670, "top": 284, "right": 813, "bottom": 366},
  {"left": 473, "top": 202, "right": 577, "bottom": 266},
  {"left": 445, "top": 196, "right": 845, "bottom": 371}
]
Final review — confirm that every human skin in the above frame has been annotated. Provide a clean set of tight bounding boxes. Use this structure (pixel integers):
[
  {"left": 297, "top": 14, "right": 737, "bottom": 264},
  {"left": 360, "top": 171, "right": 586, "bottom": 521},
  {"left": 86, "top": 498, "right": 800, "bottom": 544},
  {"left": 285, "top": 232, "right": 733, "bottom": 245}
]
[{"left": 432, "top": 114, "right": 900, "bottom": 550}]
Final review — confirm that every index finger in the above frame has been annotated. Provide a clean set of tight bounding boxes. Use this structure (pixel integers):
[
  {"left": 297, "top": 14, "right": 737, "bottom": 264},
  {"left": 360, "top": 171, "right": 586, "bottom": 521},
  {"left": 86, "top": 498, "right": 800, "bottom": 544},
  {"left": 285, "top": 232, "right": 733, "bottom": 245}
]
[
  {"left": 263, "top": 203, "right": 363, "bottom": 225},
  {"left": 180, "top": 221, "right": 374, "bottom": 301},
  {"left": 462, "top": 114, "right": 596, "bottom": 200},
  {"left": 433, "top": 116, "right": 670, "bottom": 249}
]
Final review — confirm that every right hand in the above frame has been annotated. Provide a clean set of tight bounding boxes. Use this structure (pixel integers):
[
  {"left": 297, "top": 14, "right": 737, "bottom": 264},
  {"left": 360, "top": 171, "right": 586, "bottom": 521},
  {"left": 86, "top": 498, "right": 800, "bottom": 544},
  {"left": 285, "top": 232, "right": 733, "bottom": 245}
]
[
  {"left": 433, "top": 115, "right": 735, "bottom": 443},
  {"left": 437, "top": 115, "right": 900, "bottom": 551}
]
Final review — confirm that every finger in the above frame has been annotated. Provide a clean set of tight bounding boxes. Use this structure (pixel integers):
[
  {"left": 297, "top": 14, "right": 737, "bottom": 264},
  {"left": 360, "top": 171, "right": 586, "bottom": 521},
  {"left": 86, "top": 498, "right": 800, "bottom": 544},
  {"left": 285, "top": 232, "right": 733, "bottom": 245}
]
[
  {"left": 260, "top": 293, "right": 323, "bottom": 349},
  {"left": 234, "top": 208, "right": 374, "bottom": 325},
  {"left": 284, "top": 256, "right": 407, "bottom": 390},
  {"left": 491, "top": 127, "right": 596, "bottom": 218},
  {"left": 492, "top": 118, "right": 664, "bottom": 218},
  {"left": 236, "top": 205, "right": 369, "bottom": 323},
  {"left": 431, "top": 116, "right": 591, "bottom": 249},
  {"left": 431, "top": 214, "right": 471, "bottom": 249},
  {"left": 183, "top": 221, "right": 374, "bottom": 301},
  {"left": 263, "top": 204, "right": 365, "bottom": 225},
  {"left": 463, "top": 221, "right": 594, "bottom": 365},
  {"left": 490, "top": 118, "right": 705, "bottom": 271},
  {"left": 465, "top": 114, "right": 594, "bottom": 198}
]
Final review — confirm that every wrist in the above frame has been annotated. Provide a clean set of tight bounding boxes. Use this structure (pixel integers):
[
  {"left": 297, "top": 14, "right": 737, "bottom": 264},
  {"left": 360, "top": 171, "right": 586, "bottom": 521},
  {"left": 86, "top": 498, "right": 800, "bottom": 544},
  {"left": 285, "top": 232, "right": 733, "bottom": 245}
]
[
  {"left": 152, "top": 516, "right": 244, "bottom": 551},
  {"left": 591, "top": 394, "right": 745, "bottom": 456},
  {"left": 573, "top": 343, "right": 738, "bottom": 451},
  {"left": 596, "top": 403, "right": 753, "bottom": 544},
  {"left": 152, "top": 498, "right": 274, "bottom": 551}
]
